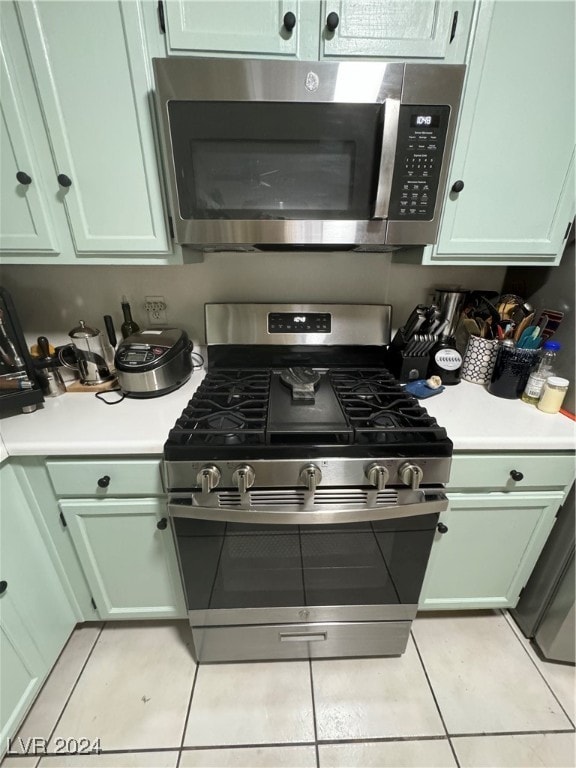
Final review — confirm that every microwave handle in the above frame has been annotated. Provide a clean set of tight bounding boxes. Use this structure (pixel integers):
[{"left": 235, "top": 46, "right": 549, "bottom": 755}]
[{"left": 373, "top": 98, "right": 401, "bottom": 220}]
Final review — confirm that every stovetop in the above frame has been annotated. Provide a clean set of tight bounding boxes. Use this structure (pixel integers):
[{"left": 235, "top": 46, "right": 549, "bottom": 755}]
[{"left": 164, "top": 367, "right": 451, "bottom": 461}]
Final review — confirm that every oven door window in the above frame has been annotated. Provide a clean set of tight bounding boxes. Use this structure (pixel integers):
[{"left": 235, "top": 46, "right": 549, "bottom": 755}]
[
  {"left": 174, "top": 515, "right": 438, "bottom": 611},
  {"left": 167, "top": 102, "right": 383, "bottom": 220}
]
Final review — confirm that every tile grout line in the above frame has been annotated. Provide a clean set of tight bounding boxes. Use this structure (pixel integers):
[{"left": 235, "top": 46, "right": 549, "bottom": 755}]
[
  {"left": 176, "top": 660, "right": 200, "bottom": 768},
  {"left": 308, "top": 659, "right": 321, "bottom": 768},
  {"left": 409, "top": 630, "right": 462, "bottom": 768},
  {"left": 500, "top": 610, "right": 576, "bottom": 730}
]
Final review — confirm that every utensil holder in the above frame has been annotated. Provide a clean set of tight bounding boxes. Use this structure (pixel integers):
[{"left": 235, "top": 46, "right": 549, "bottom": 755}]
[
  {"left": 461, "top": 337, "right": 498, "bottom": 385},
  {"left": 487, "top": 345, "right": 539, "bottom": 399}
]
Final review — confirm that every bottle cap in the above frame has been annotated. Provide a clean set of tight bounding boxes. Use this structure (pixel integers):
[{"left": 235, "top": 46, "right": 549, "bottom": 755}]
[
  {"left": 546, "top": 377, "right": 569, "bottom": 387},
  {"left": 543, "top": 340, "right": 561, "bottom": 351}
]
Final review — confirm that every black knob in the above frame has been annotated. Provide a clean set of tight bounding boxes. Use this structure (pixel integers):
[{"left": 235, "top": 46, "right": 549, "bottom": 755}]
[
  {"left": 16, "top": 171, "right": 32, "bottom": 185},
  {"left": 326, "top": 11, "right": 339, "bottom": 31},
  {"left": 57, "top": 174, "right": 72, "bottom": 188},
  {"left": 97, "top": 475, "right": 110, "bottom": 488},
  {"left": 437, "top": 522, "right": 449, "bottom": 534},
  {"left": 283, "top": 11, "right": 296, "bottom": 31},
  {"left": 451, "top": 180, "right": 465, "bottom": 193},
  {"left": 0, "top": 580, "right": 7, "bottom": 595},
  {"left": 510, "top": 470, "right": 524, "bottom": 482},
  {"left": 156, "top": 517, "right": 168, "bottom": 530}
]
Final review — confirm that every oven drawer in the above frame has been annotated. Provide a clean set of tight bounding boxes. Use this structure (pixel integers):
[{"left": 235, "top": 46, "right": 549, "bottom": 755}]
[
  {"left": 190, "top": 621, "right": 410, "bottom": 662},
  {"left": 46, "top": 458, "right": 164, "bottom": 497}
]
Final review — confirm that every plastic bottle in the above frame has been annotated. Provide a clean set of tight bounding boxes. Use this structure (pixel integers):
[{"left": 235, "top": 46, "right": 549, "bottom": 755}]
[
  {"left": 537, "top": 377, "right": 569, "bottom": 414},
  {"left": 120, "top": 295, "right": 140, "bottom": 339},
  {"left": 521, "top": 340, "right": 561, "bottom": 405}
]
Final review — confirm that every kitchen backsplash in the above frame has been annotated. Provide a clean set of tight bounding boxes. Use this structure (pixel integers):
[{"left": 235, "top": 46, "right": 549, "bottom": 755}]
[{"left": 0, "top": 254, "right": 507, "bottom": 346}]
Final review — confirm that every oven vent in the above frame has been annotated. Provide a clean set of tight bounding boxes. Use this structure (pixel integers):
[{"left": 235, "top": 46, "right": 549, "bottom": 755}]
[{"left": 216, "top": 489, "right": 399, "bottom": 508}]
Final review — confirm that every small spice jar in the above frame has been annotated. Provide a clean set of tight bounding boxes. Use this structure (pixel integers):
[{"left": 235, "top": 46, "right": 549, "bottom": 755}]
[{"left": 537, "top": 376, "right": 569, "bottom": 414}]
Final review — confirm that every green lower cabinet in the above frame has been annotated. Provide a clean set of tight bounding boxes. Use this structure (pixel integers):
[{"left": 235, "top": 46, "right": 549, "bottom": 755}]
[
  {"left": 419, "top": 492, "right": 564, "bottom": 610},
  {"left": 59, "top": 498, "right": 186, "bottom": 620}
]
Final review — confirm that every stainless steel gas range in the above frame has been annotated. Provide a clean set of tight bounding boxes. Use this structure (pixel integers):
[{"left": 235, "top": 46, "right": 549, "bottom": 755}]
[{"left": 163, "top": 304, "right": 452, "bottom": 663}]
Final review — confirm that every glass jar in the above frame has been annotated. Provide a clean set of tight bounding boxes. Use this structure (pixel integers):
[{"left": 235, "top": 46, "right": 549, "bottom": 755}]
[{"left": 537, "top": 377, "right": 569, "bottom": 414}]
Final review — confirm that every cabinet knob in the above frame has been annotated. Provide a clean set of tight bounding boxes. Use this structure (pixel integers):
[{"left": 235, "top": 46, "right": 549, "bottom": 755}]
[
  {"left": 510, "top": 470, "right": 524, "bottom": 482},
  {"left": 326, "top": 11, "right": 339, "bottom": 31},
  {"left": 437, "top": 522, "right": 449, "bottom": 534},
  {"left": 283, "top": 11, "right": 296, "bottom": 31},
  {"left": 16, "top": 171, "right": 32, "bottom": 185},
  {"left": 0, "top": 580, "right": 7, "bottom": 595},
  {"left": 97, "top": 475, "right": 111, "bottom": 488},
  {"left": 451, "top": 180, "right": 465, "bottom": 193},
  {"left": 57, "top": 173, "right": 72, "bottom": 188},
  {"left": 156, "top": 517, "right": 168, "bottom": 530}
]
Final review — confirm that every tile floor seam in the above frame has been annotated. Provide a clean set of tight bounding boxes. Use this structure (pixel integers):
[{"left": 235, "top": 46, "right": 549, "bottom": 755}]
[
  {"left": 43, "top": 622, "right": 105, "bottom": 747},
  {"left": 307, "top": 660, "right": 320, "bottom": 768},
  {"left": 501, "top": 609, "right": 576, "bottom": 729},
  {"left": 176, "top": 662, "right": 199, "bottom": 768},
  {"left": 316, "top": 735, "right": 451, "bottom": 745},
  {"left": 179, "top": 741, "right": 318, "bottom": 751}
]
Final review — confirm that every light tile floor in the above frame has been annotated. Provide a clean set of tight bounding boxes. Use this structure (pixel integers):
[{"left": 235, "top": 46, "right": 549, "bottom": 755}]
[{"left": 3, "top": 611, "right": 574, "bottom": 768}]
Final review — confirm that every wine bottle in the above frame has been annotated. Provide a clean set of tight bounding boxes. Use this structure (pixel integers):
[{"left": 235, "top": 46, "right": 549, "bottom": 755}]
[{"left": 120, "top": 295, "right": 140, "bottom": 339}]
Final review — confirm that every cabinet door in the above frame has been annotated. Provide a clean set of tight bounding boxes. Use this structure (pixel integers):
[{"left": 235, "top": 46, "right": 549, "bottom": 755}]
[
  {"left": 61, "top": 499, "right": 186, "bottom": 620},
  {"left": 0, "top": 3, "right": 58, "bottom": 254},
  {"left": 321, "top": 0, "right": 469, "bottom": 62},
  {"left": 426, "top": 0, "right": 575, "bottom": 265},
  {"left": 16, "top": 0, "right": 170, "bottom": 256},
  {"left": 165, "top": 0, "right": 319, "bottom": 59},
  {"left": 419, "top": 492, "right": 564, "bottom": 610}
]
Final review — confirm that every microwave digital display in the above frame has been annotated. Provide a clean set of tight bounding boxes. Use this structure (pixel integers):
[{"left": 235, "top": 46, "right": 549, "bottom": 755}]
[{"left": 410, "top": 114, "right": 440, "bottom": 128}]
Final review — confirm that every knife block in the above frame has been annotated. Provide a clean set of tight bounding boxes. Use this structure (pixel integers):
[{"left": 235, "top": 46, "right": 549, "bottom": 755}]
[{"left": 386, "top": 346, "right": 430, "bottom": 383}]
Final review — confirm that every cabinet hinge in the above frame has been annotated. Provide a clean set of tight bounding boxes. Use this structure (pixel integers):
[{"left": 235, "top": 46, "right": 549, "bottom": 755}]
[
  {"left": 90, "top": 597, "right": 97, "bottom": 611},
  {"left": 158, "top": 1, "right": 166, "bottom": 34},
  {"left": 449, "top": 11, "right": 458, "bottom": 43},
  {"left": 168, "top": 216, "right": 174, "bottom": 239},
  {"left": 59, "top": 511, "right": 67, "bottom": 528}
]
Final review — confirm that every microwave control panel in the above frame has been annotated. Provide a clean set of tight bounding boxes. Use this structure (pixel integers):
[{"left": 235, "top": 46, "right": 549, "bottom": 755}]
[{"left": 388, "top": 105, "right": 450, "bottom": 221}]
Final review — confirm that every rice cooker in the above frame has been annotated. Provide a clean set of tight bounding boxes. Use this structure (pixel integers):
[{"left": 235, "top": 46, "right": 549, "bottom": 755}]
[{"left": 114, "top": 328, "right": 193, "bottom": 398}]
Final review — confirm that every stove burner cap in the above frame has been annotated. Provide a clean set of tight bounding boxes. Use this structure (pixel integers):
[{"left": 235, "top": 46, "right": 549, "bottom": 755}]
[{"left": 280, "top": 367, "right": 321, "bottom": 401}]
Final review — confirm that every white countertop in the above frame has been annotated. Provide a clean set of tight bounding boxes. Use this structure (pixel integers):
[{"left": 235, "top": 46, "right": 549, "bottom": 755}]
[{"left": 0, "top": 371, "right": 574, "bottom": 457}]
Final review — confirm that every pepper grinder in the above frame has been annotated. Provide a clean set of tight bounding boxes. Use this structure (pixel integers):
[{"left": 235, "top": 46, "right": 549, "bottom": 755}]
[{"left": 36, "top": 336, "right": 66, "bottom": 397}]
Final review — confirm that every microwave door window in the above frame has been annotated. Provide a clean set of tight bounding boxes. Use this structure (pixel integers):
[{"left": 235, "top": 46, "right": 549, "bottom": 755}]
[{"left": 168, "top": 102, "right": 383, "bottom": 221}]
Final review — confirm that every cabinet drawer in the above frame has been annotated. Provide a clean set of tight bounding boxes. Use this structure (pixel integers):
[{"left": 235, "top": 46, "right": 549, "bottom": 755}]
[
  {"left": 449, "top": 453, "right": 575, "bottom": 491},
  {"left": 46, "top": 459, "right": 164, "bottom": 497}
]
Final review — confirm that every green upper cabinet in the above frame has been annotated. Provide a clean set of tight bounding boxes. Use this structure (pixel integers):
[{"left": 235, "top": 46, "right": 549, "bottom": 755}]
[
  {"left": 423, "top": 0, "right": 575, "bottom": 265},
  {"left": 163, "top": 0, "right": 474, "bottom": 63},
  {"left": 1, "top": 0, "right": 176, "bottom": 264}
]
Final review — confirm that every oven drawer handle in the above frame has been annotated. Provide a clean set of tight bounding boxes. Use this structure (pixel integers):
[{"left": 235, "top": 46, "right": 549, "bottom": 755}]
[{"left": 279, "top": 632, "right": 327, "bottom": 643}]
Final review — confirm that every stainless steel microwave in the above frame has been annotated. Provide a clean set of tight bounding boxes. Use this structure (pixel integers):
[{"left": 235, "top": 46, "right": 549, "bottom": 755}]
[{"left": 152, "top": 58, "right": 465, "bottom": 251}]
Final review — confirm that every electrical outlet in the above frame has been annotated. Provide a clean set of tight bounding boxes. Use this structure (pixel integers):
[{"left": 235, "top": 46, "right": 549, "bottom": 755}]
[{"left": 144, "top": 295, "right": 168, "bottom": 325}]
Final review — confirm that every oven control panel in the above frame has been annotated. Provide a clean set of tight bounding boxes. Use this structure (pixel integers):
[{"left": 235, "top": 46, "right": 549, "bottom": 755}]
[
  {"left": 388, "top": 104, "right": 450, "bottom": 221},
  {"left": 268, "top": 312, "right": 331, "bottom": 334}
]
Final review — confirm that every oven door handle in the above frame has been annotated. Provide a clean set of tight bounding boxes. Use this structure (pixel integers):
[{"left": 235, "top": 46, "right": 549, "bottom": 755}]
[
  {"left": 167, "top": 494, "right": 447, "bottom": 525},
  {"left": 373, "top": 97, "right": 400, "bottom": 220}
]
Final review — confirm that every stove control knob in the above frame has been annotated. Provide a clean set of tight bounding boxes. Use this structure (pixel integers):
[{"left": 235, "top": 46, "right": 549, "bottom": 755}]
[
  {"left": 300, "top": 464, "right": 322, "bottom": 492},
  {"left": 366, "top": 463, "right": 389, "bottom": 491},
  {"left": 232, "top": 465, "right": 255, "bottom": 494},
  {"left": 399, "top": 462, "right": 424, "bottom": 490},
  {"left": 197, "top": 465, "right": 221, "bottom": 494}
]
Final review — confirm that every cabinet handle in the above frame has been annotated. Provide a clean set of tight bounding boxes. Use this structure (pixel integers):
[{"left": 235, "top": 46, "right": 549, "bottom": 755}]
[
  {"left": 451, "top": 180, "right": 464, "bottom": 193},
  {"left": 437, "top": 522, "right": 449, "bottom": 534},
  {"left": 97, "top": 475, "right": 111, "bottom": 488},
  {"left": 0, "top": 580, "right": 7, "bottom": 595},
  {"left": 283, "top": 11, "right": 296, "bottom": 31},
  {"left": 57, "top": 173, "right": 72, "bottom": 188},
  {"left": 16, "top": 171, "right": 32, "bottom": 185},
  {"left": 326, "top": 11, "right": 339, "bottom": 31},
  {"left": 156, "top": 517, "right": 168, "bottom": 530},
  {"left": 510, "top": 470, "right": 524, "bottom": 482}
]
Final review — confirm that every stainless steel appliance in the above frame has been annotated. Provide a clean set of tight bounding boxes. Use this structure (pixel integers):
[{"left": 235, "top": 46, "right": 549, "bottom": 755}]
[
  {"left": 0, "top": 287, "right": 44, "bottom": 414},
  {"left": 163, "top": 304, "right": 453, "bottom": 663},
  {"left": 59, "top": 320, "right": 114, "bottom": 385},
  {"left": 115, "top": 328, "right": 193, "bottom": 398},
  {"left": 152, "top": 58, "right": 465, "bottom": 250}
]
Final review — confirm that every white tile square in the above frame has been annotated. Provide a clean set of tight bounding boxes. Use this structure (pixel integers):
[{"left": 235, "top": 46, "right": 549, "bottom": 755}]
[
  {"left": 412, "top": 612, "right": 572, "bottom": 734},
  {"left": 38, "top": 752, "right": 178, "bottom": 767},
  {"left": 312, "top": 638, "right": 444, "bottom": 740},
  {"left": 183, "top": 661, "right": 315, "bottom": 747},
  {"left": 13, "top": 624, "right": 102, "bottom": 753},
  {"left": 180, "top": 746, "right": 317, "bottom": 767},
  {"left": 452, "top": 732, "right": 576, "bottom": 767},
  {"left": 48, "top": 621, "right": 195, "bottom": 751},
  {"left": 319, "top": 739, "right": 457, "bottom": 767}
]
